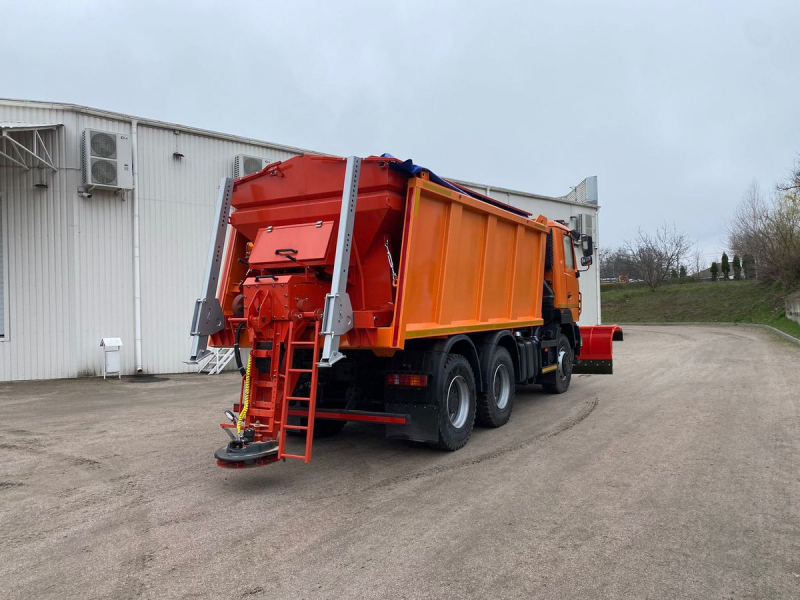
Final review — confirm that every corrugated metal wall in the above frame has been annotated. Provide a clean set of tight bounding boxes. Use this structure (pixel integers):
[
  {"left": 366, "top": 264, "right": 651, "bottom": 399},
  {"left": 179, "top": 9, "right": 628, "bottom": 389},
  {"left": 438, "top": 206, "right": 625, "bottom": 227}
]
[
  {"left": 0, "top": 100, "right": 602, "bottom": 381},
  {"left": 135, "top": 126, "right": 296, "bottom": 374},
  {"left": 0, "top": 102, "right": 298, "bottom": 381},
  {"left": 0, "top": 104, "right": 74, "bottom": 380},
  {"left": 71, "top": 115, "right": 136, "bottom": 377},
  {"left": 460, "top": 184, "right": 602, "bottom": 326},
  {"left": 0, "top": 189, "right": 6, "bottom": 338}
]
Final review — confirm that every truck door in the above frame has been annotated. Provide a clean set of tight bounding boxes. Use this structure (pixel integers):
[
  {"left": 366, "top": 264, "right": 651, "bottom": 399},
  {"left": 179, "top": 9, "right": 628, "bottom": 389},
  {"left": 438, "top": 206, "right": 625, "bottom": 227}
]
[
  {"left": 553, "top": 229, "right": 580, "bottom": 321},
  {"left": 561, "top": 231, "right": 580, "bottom": 321}
]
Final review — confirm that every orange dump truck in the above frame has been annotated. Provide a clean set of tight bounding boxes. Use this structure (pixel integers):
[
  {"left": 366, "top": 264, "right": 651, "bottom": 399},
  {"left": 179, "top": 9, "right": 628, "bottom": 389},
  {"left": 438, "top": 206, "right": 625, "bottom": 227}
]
[{"left": 189, "top": 154, "right": 621, "bottom": 468}]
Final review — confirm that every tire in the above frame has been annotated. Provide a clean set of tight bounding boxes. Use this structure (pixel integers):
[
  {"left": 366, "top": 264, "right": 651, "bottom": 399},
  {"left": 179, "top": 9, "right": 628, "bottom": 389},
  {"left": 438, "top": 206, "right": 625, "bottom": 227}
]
[
  {"left": 542, "top": 334, "right": 574, "bottom": 394},
  {"left": 436, "top": 354, "right": 477, "bottom": 451},
  {"left": 476, "top": 347, "right": 515, "bottom": 427}
]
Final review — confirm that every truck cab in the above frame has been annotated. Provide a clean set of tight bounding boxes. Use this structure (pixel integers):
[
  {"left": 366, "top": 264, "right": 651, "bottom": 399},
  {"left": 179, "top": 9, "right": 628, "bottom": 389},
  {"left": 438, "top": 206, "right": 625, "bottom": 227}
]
[{"left": 546, "top": 222, "right": 584, "bottom": 323}]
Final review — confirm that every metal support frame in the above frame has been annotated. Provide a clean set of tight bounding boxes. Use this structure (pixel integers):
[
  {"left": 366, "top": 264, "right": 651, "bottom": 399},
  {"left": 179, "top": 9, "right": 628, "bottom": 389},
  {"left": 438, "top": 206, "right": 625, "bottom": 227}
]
[
  {"left": 188, "top": 177, "right": 235, "bottom": 363},
  {"left": 318, "top": 156, "right": 361, "bottom": 367},
  {"left": 0, "top": 125, "right": 59, "bottom": 172}
]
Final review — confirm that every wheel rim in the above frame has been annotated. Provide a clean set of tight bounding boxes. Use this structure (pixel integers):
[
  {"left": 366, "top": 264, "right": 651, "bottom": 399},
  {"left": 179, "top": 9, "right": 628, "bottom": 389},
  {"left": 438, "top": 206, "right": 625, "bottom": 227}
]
[
  {"left": 557, "top": 348, "right": 571, "bottom": 380},
  {"left": 447, "top": 375, "right": 469, "bottom": 429},
  {"left": 493, "top": 363, "right": 511, "bottom": 410}
]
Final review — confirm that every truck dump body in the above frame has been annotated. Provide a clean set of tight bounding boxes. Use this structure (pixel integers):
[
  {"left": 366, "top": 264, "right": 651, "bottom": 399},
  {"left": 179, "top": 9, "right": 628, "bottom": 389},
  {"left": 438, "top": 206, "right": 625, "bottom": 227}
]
[
  {"left": 190, "top": 153, "right": 620, "bottom": 468},
  {"left": 395, "top": 178, "right": 549, "bottom": 345}
]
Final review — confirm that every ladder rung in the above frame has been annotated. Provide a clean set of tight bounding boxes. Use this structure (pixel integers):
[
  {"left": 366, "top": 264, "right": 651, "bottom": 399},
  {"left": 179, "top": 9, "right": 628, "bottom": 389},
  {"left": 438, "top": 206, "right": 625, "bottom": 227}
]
[
  {"left": 283, "top": 424, "right": 308, "bottom": 431},
  {"left": 288, "top": 368, "right": 313, "bottom": 373},
  {"left": 286, "top": 396, "right": 313, "bottom": 402},
  {"left": 281, "top": 454, "right": 309, "bottom": 460},
  {"left": 292, "top": 341, "right": 316, "bottom": 346}
]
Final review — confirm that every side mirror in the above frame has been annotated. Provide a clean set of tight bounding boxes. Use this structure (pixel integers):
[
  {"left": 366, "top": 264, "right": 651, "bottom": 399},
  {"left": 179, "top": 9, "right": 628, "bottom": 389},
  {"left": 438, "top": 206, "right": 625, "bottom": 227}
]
[
  {"left": 581, "top": 234, "right": 594, "bottom": 257},
  {"left": 581, "top": 255, "right": 593, "bottom": 267}
]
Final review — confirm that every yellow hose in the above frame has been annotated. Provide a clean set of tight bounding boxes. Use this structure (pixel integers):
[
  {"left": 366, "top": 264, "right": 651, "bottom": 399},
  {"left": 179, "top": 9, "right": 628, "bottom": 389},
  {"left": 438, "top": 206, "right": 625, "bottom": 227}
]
[{"left": 236, "top": 354, "right": 252, "bottom": 436}]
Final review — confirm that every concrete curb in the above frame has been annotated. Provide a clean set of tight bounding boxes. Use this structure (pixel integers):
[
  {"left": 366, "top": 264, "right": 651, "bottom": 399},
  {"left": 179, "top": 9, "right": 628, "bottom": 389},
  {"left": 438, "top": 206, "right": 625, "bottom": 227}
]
[{"left": 616, "top": 322, "right": 800, "bottom": 346}]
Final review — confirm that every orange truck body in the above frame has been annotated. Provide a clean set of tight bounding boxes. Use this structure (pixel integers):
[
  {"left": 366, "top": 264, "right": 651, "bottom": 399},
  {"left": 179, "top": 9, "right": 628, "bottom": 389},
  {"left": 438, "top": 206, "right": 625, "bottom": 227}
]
[{"left": 196, "top": 154, "right": 620, "bottom": 468}]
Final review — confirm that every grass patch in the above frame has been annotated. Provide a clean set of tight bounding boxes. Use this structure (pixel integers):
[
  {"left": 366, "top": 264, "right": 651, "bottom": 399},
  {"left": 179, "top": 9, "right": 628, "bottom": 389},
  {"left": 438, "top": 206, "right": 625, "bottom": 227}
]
[{"left": 602, "top": 280, "right": 800, "bottom": 339}]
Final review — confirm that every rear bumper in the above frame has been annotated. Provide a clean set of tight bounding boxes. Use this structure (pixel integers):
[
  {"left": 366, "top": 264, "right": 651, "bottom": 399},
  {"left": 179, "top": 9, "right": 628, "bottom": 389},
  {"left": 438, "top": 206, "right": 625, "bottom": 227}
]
[{"left": 574, "top": 325, "right": 623, "bottom": 374}]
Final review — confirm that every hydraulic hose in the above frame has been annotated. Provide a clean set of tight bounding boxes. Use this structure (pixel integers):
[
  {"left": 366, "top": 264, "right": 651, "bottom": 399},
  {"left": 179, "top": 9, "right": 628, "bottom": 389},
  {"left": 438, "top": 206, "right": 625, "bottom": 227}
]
[
  {"left": 233, "top": 323, "right": 246, "bottom": 376},
  {"left": 236, "top": 354, "right": 252, "bottom": 437}
]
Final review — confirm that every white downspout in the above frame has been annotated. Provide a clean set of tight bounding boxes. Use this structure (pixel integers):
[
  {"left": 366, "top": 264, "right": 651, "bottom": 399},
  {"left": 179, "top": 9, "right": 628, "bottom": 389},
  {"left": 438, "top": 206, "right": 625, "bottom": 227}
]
[{"left": 131, "top": 119, "right": 143, "bottom": 372}]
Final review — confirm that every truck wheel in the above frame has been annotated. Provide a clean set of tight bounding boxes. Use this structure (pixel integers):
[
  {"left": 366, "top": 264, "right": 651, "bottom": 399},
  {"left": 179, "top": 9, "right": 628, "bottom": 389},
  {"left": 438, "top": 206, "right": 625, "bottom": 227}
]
[
  {"left": 436, "top": 354, "right": 477, "bottom": 451},
  {"left": 542, "top": 334, "right": 573, "bottom": 394},
  {"left": 476, "top": 347, "right": 514, "bottom": 427}
]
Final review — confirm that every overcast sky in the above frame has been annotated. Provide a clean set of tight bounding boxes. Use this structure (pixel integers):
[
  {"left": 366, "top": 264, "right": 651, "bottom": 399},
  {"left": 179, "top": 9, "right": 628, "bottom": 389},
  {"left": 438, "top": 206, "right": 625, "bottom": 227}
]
[{"left": 4, "top": 0, "right": 799, "bottom": 263}]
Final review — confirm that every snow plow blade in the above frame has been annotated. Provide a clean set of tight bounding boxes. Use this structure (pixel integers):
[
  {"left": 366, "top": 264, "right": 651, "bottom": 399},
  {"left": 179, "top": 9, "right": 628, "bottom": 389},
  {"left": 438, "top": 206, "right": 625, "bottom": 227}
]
[{"left": 574, "top": 325, "right": 623, "bottom": 375}]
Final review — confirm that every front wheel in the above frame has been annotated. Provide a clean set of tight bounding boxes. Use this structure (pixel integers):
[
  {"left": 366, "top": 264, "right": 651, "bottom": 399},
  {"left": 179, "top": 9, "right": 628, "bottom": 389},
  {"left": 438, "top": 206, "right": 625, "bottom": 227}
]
[
  {"left": 436, "top": 354, "right": 477, "bottom": 451},
  {"left": 542, "top": 334, "right": 574, "bottom": 394}
]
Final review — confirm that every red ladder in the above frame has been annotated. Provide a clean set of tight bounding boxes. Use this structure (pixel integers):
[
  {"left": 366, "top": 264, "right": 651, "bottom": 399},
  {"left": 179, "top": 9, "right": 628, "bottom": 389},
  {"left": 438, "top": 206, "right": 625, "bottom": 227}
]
[{"left": 277, "top": 320, "right": 321, "bottom": 462}]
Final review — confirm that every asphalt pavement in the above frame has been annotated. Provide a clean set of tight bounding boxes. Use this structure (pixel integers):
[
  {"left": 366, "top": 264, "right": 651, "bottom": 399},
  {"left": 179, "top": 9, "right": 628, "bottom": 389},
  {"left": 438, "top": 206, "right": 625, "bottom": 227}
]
[{"left": 1, "top": 325, "right": 798, "bottom": 599}]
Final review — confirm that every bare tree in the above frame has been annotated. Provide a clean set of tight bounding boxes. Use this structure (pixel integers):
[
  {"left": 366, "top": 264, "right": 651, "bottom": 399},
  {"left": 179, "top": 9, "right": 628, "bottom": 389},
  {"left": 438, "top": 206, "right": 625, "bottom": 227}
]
[
  {"left": 776, "top": 155, "right": 800, "bottom": 194},
  {"left": 599, "top": 247, "right": 633, "bottom": 281},
  {"left": 624, "top": 223, "right": 693, "bottom": 290},
  {"left": 691, "top": 247, "right": 705, "bottom": 276},
  {"left": 728, "top": 177, "right": 800, "bottom": 285}
]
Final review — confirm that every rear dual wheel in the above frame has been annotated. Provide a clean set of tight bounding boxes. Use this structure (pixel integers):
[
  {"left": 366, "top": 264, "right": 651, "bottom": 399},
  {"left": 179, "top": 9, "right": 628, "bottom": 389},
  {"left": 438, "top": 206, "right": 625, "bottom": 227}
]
[
  {"left": 436, "top": 354, "right": 477, "bottom": 451},
  {"left": 476, "top": 347, "right": 515, "bottom": 427}
]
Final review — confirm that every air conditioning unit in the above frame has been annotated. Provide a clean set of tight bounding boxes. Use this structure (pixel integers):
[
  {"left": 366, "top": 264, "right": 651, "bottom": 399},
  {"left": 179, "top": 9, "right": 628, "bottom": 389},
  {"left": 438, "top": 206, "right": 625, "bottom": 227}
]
[
  {"left": 234, "top": 155, "right": 270, "bottom": 179},
  {"left": 81, "top": 129, "right": 134, "bottom": 191}
]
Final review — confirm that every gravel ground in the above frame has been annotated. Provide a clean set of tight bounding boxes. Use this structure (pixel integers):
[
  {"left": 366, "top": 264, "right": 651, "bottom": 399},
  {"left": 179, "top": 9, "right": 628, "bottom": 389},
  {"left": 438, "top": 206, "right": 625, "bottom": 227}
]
[{"left": 1, "top": 325, "right": 799, "bottom": 599}]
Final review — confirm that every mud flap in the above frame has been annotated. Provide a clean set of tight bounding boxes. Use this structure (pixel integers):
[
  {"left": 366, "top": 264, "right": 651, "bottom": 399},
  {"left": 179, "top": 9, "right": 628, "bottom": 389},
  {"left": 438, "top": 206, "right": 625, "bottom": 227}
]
[{"left": 385, "top": 403, "right": 439, "bottom": 443}]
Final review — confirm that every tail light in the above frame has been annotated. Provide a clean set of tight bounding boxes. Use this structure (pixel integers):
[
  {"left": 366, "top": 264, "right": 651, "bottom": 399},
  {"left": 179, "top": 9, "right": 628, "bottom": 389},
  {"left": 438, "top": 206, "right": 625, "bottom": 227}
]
[{"left": 386, "top": 373, "right": 429, "bottom": 387}]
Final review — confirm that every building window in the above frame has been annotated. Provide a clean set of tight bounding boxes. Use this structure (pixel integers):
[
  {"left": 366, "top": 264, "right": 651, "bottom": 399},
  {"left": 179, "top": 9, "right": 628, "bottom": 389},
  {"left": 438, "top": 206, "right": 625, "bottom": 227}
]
[{"left": 0, "top": 193, "right": 7, "bottom": 340}]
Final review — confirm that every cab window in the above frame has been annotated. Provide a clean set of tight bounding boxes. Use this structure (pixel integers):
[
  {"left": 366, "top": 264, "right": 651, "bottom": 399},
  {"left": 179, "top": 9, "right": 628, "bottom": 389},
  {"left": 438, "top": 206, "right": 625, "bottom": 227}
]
[{"left": 563, "top": 234, "right": 575, "bottom": 270}]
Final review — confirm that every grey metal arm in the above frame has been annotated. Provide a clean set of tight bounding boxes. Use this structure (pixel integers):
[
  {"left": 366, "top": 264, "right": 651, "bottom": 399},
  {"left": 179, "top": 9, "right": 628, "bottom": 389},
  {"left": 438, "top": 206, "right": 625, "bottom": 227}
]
[
  {"left": 188, "top": 177, "right": 234, "bottom": 363},
  {"left": 318, "top": 156, "right": 361, "bottom": 367}
]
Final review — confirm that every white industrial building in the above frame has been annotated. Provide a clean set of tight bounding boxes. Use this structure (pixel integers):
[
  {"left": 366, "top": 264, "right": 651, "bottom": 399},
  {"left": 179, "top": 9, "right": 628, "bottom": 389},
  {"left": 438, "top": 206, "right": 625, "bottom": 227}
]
[{"left": 0, "top": 98, "right": 601, "bottom": 381}]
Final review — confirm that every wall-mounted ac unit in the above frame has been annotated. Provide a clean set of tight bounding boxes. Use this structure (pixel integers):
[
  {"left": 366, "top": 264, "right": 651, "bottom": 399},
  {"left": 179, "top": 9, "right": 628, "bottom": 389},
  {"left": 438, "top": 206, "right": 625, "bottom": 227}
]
[
  {"left": 81, "top": 129, "right": 133, "bottom": 191},
  {"left": 234, "top": 155, "right": 270, "bottom": 179}
]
